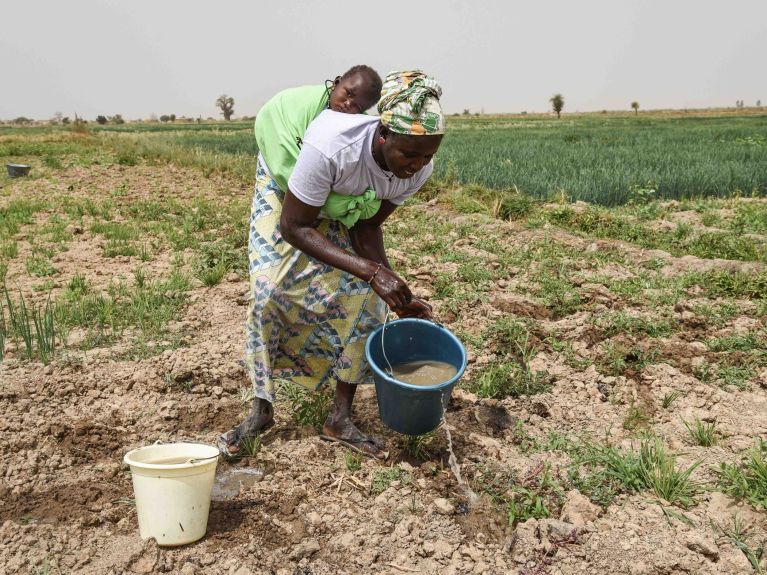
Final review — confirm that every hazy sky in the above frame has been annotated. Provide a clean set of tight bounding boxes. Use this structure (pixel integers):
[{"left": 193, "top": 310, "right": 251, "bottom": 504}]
[{"left": 2, "top": 0, "right": 765, "bottom": 120}]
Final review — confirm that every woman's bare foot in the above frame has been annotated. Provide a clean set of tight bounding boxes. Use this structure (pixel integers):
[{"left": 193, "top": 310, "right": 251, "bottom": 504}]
[{"left": 219, "top": 397, "right": 274, "bottom": 456}]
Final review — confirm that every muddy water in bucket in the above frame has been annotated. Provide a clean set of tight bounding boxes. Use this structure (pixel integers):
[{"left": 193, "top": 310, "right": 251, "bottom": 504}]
[
  {"left": 389, "top": 360, "right": 457, "bottom": 386},
  {"left": 366, "top": 318, "right": 467, "bottom": 436}
]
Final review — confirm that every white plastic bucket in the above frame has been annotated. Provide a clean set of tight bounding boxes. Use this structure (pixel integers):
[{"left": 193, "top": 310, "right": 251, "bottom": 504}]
[{"left": 123, "top": 442, "right": 219, "bottom": 546}]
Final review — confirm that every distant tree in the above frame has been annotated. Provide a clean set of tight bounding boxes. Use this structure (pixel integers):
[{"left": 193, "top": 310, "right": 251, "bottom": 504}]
[
  {"left": 462, "top": 108, "right": 470, "bottom": 116},
  {"left": 109, "top": 114, "right": 125, "bottom": 124},
  {"left": 96, "top": 115, "right": 108, "bottom": 125},
  {"left": 757, "top": 100, "right": 762, "bottom": 107},
  {"left": 62, "top": 117, "right": 70, "bottom": 125},
  {"left": 51, "top": 112, "right": 64, "bottom": 125},
  {"left": 169, "top": 114, "right": 176, "bottom": 122},
  {"left": 216, "top": 94, "right": 235, "bottom": 120},
  {"left": 631, "top": 101, "right": 640, "bottom": 115},
  {"left": 550, "top": 93, "right": 565, "bottom": 118},
  {"left": 159, "top": 114, "right": 171, "bottom": 123},
  {"left": 71, "top": 114, "right": 89, "bottom": 134},
  {"left": 12, "top": 117, "right": 33, "bottom": 125}
]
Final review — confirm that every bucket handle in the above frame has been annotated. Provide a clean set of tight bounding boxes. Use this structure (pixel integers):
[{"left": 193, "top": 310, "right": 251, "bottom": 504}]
[{"left": 151, "top": 439, "right": 220, "bottom": 464}]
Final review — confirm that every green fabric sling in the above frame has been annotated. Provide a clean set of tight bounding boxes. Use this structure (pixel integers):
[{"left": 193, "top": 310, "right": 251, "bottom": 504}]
[{"left": 322, "top": 189, "right": 381, "bottom": 228}]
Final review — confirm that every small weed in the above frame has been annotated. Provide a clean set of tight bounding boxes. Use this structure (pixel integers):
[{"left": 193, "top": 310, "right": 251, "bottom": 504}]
[
  {"left": 139, "top": 243, "right": 152, "bottom": 262},
  {"left": 371, "top": 466, "right": 411, "bottom": 494},
  {"left": 0, "top": 299, "right": 5, "bottom": 362},
  {"left": 661, "top": 391, "right": 682, "bottom": 409},
  {"left": 472, "top": 319, "right": 552, "bottom": 398},
  {"left": 695, "top": 363, "right": 753, "bottom": 391},
  {"left": 658, "top": 504, "right": 697, "bottom": 528},
  {"left": 507, "top": 464, "right": 565, "bottom": 526},
  {"left": 34, "top": 556, "right": 60, "bottom": 575},
  {"left": 564, "top": 437, "right": 700, "bottom": 508},
  {"left": 238, "top": 387, "right": 255, "bottom": 408},
  {"left": 715, "top": 516, "right": 766, "bottom": 574},
  {"left": 33, "top": 280, "right": 56, "bottom": 292},
  {"left": 26, "top": 255, "right": 58, "bottom": 277},
  {"left": 344, "top": 451, "right": 363, "bottom": 473},
  {"left": 545, "top": 334, "right": 591, "bottom": 370},
  {"left": 3, "top": 288, "right": 57, "bottom": 364},
  {"left": 278, "top": 381, "right": 333, "bottom": 432},
  {"left": 238, "top": 435, "right": 262, "bottom": 458},
  {"left": 471, "top": 360, "right": 551, "bottom": 399},
  {"left": 402, "top": 432, "right": 434, "bottom": 460},
  {"left": 535, "top": 269, "right": 582, "bottom": 318},
  {"left": 0, "top": 241, "right": 18, "bottom": 259},
  {"left": 690, "top": 302, "right": 739, "bottom": 327},
  {"left": 638, "top": 439, "right": 702, "bottom": 508},
  {"left": 596, "top": 311, "right": 673, "bottom": 338},
  {"left": 103, "top": 239, "right": 138, "bottom": 257},
  {"left": 510, "top": 420, "right": 541, "bottom": 453},
  {"left": 682, "top": 416, "right": 717, "bottom": 446},
  {"left": 599, "top": 341, "right": 658, "bottom": 377},
  {"left": 622, "top": 401, "right": 651, "bottom": 431},
  {"left": 196, "top": 259, "right": 229, "bottom": 287},
  {"left": 706, "top": 331, "right": 761, "bottom": 353},
  {"left": 717, "top": 438, "right": 767, "bottom": 510},
  {"left": 164, "top": 368, "right": 194, "bottom": 392}
]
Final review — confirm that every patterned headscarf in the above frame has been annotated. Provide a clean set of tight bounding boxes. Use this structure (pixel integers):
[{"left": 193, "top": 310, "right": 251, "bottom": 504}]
[{"left": 377, "top": 70, "right": 445, "bottom": 135}]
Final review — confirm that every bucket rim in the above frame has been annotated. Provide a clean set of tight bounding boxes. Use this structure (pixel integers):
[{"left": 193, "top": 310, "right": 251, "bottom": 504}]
[
  {"left": 6, "top": 163, "right": 31, "bottom": 168},
  {"left": 123, "top": 441, "right": 219, "bottom": 470},
  {"left": 365, "top": 318, "right": 467, "bottom": 392}
]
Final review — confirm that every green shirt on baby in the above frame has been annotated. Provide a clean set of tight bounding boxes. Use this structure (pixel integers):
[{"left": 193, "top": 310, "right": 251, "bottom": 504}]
[{"left": 254, "top": 84, "right": 328, "bottom": 193}]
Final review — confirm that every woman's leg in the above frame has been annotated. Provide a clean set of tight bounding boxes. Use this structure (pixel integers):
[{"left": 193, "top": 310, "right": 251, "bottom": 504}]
[
  {"left": 322, "top": 379, "right": 385, "bottom": 459},
  {"left": 219, "top": 296, "right": 276, "bottom": 454}
]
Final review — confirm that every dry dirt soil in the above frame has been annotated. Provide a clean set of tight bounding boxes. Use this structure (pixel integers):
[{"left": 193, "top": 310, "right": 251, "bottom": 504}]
[{"left": 1, "top": 161, "right": 766, "bottom": 575}]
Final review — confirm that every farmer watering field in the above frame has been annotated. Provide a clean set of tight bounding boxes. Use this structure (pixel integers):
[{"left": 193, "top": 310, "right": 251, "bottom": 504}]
[{"left": 219, "top": 71, "right": 446, "bottom": 460}]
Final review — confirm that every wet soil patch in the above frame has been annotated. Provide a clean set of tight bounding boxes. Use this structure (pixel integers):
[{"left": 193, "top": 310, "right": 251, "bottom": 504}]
[
  {"left": 206, "top": 496, "right": 303, "bottom": 551},
  {"left": 54, "top": 420, "right": 125, "bottom": 463},
  {"left": 474, "top": 404, "right": 517, "bottom": 436},
  {"left": 455, "top": 495, "right": 513, "bottom": 543},
  {"left": 0, "top": 478, "right": 130, "bottom": 524},
  {"left": 175, "top": 401, "right": 243, "bottom": 433}
]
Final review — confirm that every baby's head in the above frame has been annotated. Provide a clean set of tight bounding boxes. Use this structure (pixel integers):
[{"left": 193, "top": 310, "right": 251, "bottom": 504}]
[{"left": 328, "top": 65, "right": 382, "bottom": 114}]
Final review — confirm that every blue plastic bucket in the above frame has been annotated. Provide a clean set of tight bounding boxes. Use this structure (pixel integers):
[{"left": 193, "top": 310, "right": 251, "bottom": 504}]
[{"left": 365, "top": 318, "right": 467, "bottom": 435}]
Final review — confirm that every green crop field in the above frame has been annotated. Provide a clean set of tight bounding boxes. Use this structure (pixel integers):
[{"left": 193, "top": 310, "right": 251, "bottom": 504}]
[{"left": 3, "top": 111, "right": 766, "bottom": 205}]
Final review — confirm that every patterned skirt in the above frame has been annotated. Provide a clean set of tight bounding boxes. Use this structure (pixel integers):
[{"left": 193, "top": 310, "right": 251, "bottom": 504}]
[{"left": 245, "top": 159, "right": 387, "bottom": 403}]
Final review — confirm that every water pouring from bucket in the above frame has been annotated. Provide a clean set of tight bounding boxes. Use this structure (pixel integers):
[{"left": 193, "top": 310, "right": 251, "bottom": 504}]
[{"left": 366, "top": 318, "right": 478, "bottom": 506}]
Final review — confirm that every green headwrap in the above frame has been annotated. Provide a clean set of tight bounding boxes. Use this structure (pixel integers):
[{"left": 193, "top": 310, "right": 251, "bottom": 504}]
[
  {"left": 377, "top": 70, "right": 445, "bottom": 135},
  {"left": 322, "top": 189, "right": 381, "bottom": 228}
]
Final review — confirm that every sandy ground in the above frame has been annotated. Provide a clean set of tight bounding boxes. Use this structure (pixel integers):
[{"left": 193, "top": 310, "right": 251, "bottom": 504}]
[{"left": 1, "top": 162, "right": 766, "bottom": 575}]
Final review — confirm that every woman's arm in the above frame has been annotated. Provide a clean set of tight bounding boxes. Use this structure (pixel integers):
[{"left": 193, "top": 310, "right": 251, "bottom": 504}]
[
  {"left": 350, "top": 201, "right": 433, "bottom": 320},
  {"left": 348, "top": 200, "right": 398, "bottom": 268},
  {"left": 280, "top": 192, "right": 414, "bottom": 310}
]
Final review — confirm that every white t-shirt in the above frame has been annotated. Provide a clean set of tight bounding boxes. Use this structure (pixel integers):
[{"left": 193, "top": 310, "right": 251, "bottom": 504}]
[{"left": 287, "top": 110, "right": 433, "bottom": 208}]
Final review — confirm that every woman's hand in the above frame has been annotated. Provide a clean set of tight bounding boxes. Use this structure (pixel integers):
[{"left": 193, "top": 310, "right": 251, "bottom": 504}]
[
  {"left": 393, "top": 297, "right": 433, "bottom": 320},
  {"left": 370, "top": 266, "right": 413, "bottom": 310}
]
